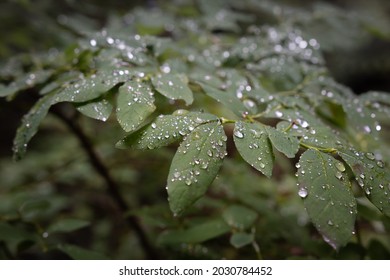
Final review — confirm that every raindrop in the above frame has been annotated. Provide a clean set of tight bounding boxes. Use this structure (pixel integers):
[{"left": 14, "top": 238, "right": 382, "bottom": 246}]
[
  {"left": 335, "top": 171, "right": 343, "bottom": 180},
  {"left": 365, "top": 152, "right": 375, "bottom": 160},
  {"left": 363, "top": 126, "right": 371, "bottom": 133},
  {"left": 173, "top": 171, "right": 181, "bottom": 178},
  {"left": 365, "top": 188, "right": 371, "bottom": 195},
  {"left": 335, "top": 162, "right": 346, "bottom": 172},
  {"left": 298, "top": 187, "right": 308, "bottom": 198},
  {"left": 376, "top": 161, "right": 384, "bottom": 168},
  {"left": 259, "top": 163, "right": 265, "bottom": 169},
  {"left": 207, "top": 150, "right": 213, "bottom": 157},
  {"left": 234, "top": 130, "right": 244, "bottom": 139},
  {"left": 295, "top": 163, "right": 301, "bottom": 168},
  {"left": 90, "top": 39, "right": 97, "bottom": 47},
  {"left": 185, "top": 178, "right": 192, "bottom": 186},
  {"left": 275, "top": 111, "right": 283, "bottom": 118},
  {"left": 327, "top": 220, "right": 334, "bottom": 226},
  {"left": 151, "top": 122, "right": 157, "bottom": 129}
]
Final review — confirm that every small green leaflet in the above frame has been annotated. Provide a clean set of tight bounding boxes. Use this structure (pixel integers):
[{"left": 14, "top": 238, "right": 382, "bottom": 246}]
[
  {"left": 197, "top": 82, "right": 247, "bottom": 117},
  {"left": 167, "top": 122, "right": 227, "bottom": 215},
  {"left": 76, "top": 98, "right": 113, "bottom": 121},
  {"left": 151, "top": 73, "right": 193, "bottom": 105},
  {"left": 297, "top": 149, "right": 357, "bottom": 250},
  {"left": 338, "top": 149, "right": 390, "bottom": 216},
  {"left": 13, "top": 93, "right": 55, "bottom": 160},
  {"left": 116, "top": 111, "right": 218, "bottom": 150},
  {"left": 116, "top": 81, "right": 156, "bottom": 132},
  {"left": 265, "top": 126, "right": 300, "bottom": 158},
  {"left": 233, "top": 121, "right": 274, "bottom": 178},
  {"left": 54, "top": 68, "right": 131, "bottom": 103}
]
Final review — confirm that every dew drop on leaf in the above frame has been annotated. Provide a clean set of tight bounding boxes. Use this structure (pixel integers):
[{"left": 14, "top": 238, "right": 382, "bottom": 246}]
[
  {"left": 335, "top": 162, "right": 346, "bottom": 172},
  {"left": 234, "top": 130, "right": 244, "bottom": 139},
  {"left": 298, "top": 187, "right": 308, "bottom": 198},
  {"left": 365, "top": 152, "right": 375, "bottom": 160}
]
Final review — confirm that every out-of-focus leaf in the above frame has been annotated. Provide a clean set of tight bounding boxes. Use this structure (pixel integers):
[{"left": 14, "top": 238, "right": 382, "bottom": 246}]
[
  {"left": 48, "top": 219, "right": 90, "bottom": 234},
  {"left": 230, "top": 232, "right": 254, "bottom": 248},
  {"left": 222, "top": 205, "right": 258, "bottom": 230}
]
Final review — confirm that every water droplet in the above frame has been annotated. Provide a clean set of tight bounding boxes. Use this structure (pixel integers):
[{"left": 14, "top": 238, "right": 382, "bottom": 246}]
[
  {"left": 365, "top": 188, "right": 371, "bottom": 195},
  {"left": 275, "top": 111, "right": 283, "bottom": 118},
  {"left": 327, "top": 220, "right": 334, "bottom": 226},
  {"left": 201, "top": 162, "right": 208, "bottom": 169},
  {"left": 42, "top": 232, "right": 49, "bottom": 238},
  {"left": 173, "top": 171, "right": 181, "bottom": 178},
  {"left": 151, "top": 122, "right": 157, "bottom": 129},
  {"left": 295, "top": 163, "right": 301, "bottom": 168},
  {"left": 298, "top": 187, "right": 308, "bottom": 198},
  {"left": 379, "top": 184, "right": 384, "bottom": 189},
  {"left": 207, "top": 150, "right": 213, "bottom": 157},
  {"left": 259, "top": 163, "right": 265, "bottom": 169},
  {"left": 90, "top": 39, "right": 97, "bottom": 47},
  {"left": 234, "top": 130, "right": 244, "bottom": 138},
  {"left": 335, "top": 162, "right": 346, "bottom": 172},
  {"left": 185, "top": 178, "right": 192, "bottom": 186},
  {"left": 335, "top": 171, "right": 343, "bottom": 180},
  {"left": 365, "top": 152, "right": 375, "bottom": 160},
  {"left": 376, "top": 161, "right": 384, "bottom": 168}
]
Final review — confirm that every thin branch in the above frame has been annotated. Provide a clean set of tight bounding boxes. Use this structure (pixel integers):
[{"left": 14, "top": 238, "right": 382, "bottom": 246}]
[{"left": 51, "top": 106, "right": 159, "bottom": 259}]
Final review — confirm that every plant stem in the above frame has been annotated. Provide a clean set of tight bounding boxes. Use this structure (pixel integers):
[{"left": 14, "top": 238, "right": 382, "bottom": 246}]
[{"left": 51, "top": 106, "right": 159, "bottom": 259}]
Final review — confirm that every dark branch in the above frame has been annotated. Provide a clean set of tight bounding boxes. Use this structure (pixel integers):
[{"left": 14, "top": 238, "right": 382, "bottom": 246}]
[{"left": 51, "top": 105, "right": 159, "bottom": 259}]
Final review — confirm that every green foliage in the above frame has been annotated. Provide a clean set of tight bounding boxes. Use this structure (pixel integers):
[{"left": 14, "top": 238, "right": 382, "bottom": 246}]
[{"left": 1, "top": 0, "right": 390, "bottom": 259}]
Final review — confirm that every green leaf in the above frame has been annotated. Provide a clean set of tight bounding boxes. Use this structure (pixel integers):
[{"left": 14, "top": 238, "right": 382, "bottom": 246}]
[
  {"left": 338, "top": 149, "right": 390, "bottom": 216},
  {"left": 222, "top": 205, "right": 258, "bottom": 230},
  {"left": 265, "top": 126, "right": 300, "bottom": 158},
  {"left": 76, "top": 98, "right": 113, "bottom": 121},
  {"left": 116, "top": 81, "right": 156, "bottom": 132},
  {"left": 157, "top": 218, "right": 230, "bottom": 244},
  {"left": 0, "top": 70, "right": 52, "bottom": 98},
  {"left": 197, "top": 82, "right": 247, "bottom": 116},
  {"left": 233, "top": 121, "right": 274, "bottom": 178},
  {"left": 48, "top": 219, "right": 90, "bottom": 234},
  {"left": 167, "top": 122, "right": 226, "bottom": 215},
  {"left": 297, "top": 149, "right": 357, "bottom": 250},
  {"left": 230, "top": 232, "right": 254, "bottom": 248},
  {"left": 57, "top": 244, "right": 108, "bottom": 260},
  {"left": 0, "top": 222, "right": 35, "bottom": 243},
  {"left": 13, "top": 93, "right": 55, "bottom": 160},
  {"left": 151, "top": 73, "right": 194, "bottom": 105},
  {"left": 55, "top": 68, "right": 131, "bottom": 103},
  {"left": 116, "top": 111, "right": 218, "bottom": 150}
]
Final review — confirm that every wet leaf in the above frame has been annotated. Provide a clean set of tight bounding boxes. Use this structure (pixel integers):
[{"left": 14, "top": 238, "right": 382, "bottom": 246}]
[
  {"left": 222, "top": 205, "right": 258, "bottom": 230},
  {"left": 116, "top": 111, "right": 218, "bottom": 150},
  {"left": 55, "top": 68, "right": 131, "bottom": 103},
  {"left": 197, "top": 82, "right": 247, "bottom": 117},
  {"left": 233, "top": 121, "right": 274, "bottom": 178},
  {"left": 297, "top": 149, "right": 357, "bottom": 250},
  {"left": 339, "top": 149, "right": 390, "bottom": 216},
  {"left": 167, "top": 122, "right": 226, "bottom": 215},
  {"left": 265, "top": 126, "right": 300, "bottom": 158},
  {"left": 76, "top": 98, "right": 113, "bottom": 121},
  {"left": 151, "top": 73, "right": 194, "bottom": 105},
  {"left": 13, "top": 93, "right": 55, "bottom": 160},
  {"left": 116, "top": 81, "right": 156, "bottom": 132}
]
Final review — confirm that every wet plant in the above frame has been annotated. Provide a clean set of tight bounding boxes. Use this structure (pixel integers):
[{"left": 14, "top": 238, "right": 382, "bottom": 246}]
[{"left": 1, "top": 0, "right": 389, "bottom": 259}]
